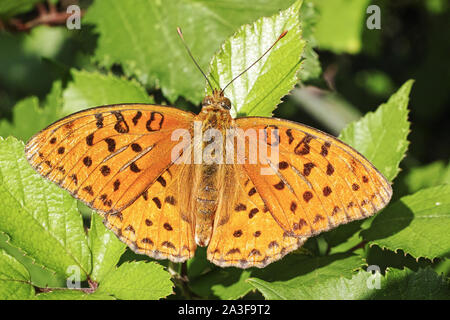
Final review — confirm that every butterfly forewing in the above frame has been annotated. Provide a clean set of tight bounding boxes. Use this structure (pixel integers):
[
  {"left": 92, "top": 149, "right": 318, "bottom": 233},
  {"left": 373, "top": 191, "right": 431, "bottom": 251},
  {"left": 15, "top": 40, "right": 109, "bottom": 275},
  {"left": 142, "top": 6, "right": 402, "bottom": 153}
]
[{"left": 25, "top": 104, "right": 195, "bottom": 214}]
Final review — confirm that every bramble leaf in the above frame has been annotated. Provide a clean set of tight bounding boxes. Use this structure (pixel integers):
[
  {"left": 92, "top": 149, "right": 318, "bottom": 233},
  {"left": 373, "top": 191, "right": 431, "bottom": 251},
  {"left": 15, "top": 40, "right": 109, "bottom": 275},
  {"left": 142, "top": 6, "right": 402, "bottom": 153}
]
[
  {"left": 0, "top": 137, "right": 91, "bottom": 278},
  {"left": 361, "top": 185, "right": 450, "bottom": 260},
  {"left": 189, "top": 268, "right": 253, "bottom": 300},
  {"left": 247, "top": 253, "right": 363, "bottom": 299},
  {"left": 0, "top": 249, "right": 35, "bottom": 300},
  {"left": 191, "top": 253, "right": 362, "bottom": 299},
  {"left": 96, "top": 261, "right": 173, "bottom": 300},
  {"left": 62, "top": 69, "right": 154, "bottom": 115},
  {"left": 208, "top": 0, "right": 305, "bottom": 117},
  {"left": 0, "top": 0, "right": 43, "bottom": 18},
  {"left": 298, "top": 1, "right": 321, "bottom": 81},
  {"left": 339, "top": 80, "right": 413, "bottom": 181},
  {"left": 323, "top": 81, "right": 413, "bottom": 252},
  {"left": 323, "top": 220, "right": 364, "bottom": 254},
  {"left": 250, "top": 266, "right": 450, "bottom": 299},
  {"left": 0, "top": 81, "right": 62, "bottom": 142},
  {"left": 0, "top": 232, "right": 66, "bottom": 288},
  {"left": 83, "top": 0, "right": 298, "bottom": 104},
  {"left": 88, "top": 214, "right": 126, "bottom": 283},
  {"left": 0, "top": 26, "right": 77, "bottom": 96},
  {"left": 371, "top": 267, "right": 450, "bottom": 300}
]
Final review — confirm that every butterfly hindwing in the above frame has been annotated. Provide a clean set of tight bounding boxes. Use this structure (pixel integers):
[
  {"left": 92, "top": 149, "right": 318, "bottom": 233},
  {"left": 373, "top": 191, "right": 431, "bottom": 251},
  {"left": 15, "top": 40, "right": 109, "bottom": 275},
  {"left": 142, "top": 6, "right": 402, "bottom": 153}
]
[
  {"left": 207, "top": 164, "right": 307, "bottom": 268},
  {"left": 103, "top": 163, "right": 197, "bottom": 262}
]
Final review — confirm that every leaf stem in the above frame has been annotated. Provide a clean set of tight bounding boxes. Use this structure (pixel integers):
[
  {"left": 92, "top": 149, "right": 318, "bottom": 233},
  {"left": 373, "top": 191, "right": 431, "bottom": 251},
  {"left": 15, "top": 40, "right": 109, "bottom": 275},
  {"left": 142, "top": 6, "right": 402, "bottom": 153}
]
[
  {"left": 168, "top": 261, "right": 194, "bottom": 299},
  {"left": 6, "top": 1, "right": 85, "bottom": 32}
]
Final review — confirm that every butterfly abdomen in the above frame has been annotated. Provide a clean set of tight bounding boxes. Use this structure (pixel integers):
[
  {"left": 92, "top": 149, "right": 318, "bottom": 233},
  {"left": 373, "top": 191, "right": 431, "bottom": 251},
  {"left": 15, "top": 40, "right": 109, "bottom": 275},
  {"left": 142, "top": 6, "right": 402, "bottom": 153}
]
[
  {"left": 191, "top": 107, "right": 232, "bottom": 247},
  {"left": 192, "top": 163, "right": 222, "bottom": 246}
]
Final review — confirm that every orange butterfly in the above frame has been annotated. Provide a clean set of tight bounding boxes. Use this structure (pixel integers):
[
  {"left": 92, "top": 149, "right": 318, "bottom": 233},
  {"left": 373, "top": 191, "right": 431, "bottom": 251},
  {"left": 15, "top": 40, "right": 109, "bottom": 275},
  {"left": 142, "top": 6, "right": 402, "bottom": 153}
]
[{"left": 24, "top": 30, "right": 391, "bottom": 269}]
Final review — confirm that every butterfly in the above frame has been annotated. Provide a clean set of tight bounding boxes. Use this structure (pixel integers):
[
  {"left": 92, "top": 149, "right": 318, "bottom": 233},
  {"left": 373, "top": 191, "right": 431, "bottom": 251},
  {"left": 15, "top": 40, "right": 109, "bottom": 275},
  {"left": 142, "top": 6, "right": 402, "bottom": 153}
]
[{"left": 24, "top": 30, "right": 392, "bottom": 269}]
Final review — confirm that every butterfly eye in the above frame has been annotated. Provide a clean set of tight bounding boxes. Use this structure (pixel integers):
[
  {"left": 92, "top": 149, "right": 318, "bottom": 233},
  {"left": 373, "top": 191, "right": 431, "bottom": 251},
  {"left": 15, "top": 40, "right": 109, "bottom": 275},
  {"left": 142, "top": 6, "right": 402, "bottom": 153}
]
[
  {"left": 220, "top": 98, "right": 231, "bottom": 110},
  {"left": 202, "top": 97, "right": 213, "bottom": 106}
]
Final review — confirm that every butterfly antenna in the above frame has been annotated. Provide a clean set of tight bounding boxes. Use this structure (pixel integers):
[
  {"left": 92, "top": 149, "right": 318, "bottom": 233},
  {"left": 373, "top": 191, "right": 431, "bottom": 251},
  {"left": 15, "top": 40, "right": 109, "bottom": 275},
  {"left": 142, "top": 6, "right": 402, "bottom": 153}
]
[
  {"left": 221, "top": 30, "right": 288, "bottom": 94},
  {"left": 177, "top": 27, "right": 215, "bottom": 92}
]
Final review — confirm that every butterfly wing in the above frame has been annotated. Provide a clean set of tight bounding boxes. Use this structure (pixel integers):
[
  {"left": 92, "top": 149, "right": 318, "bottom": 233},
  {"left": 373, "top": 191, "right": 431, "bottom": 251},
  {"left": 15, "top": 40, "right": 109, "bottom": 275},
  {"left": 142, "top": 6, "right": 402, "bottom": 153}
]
[
  {"left": 207, "top": 164, "right": 307, "bottom": 268},
  {"left": 25, "top": 104, "right": 195, "bottom": 214},
  {"left": 236, "top": 117, "right": 392, "bottom": 238},
  {"left": 103, "top": 162, "right": 197, "bottom": 262},
  {"left": 207, "top": 117, "right": 391, "bottom": 268}
]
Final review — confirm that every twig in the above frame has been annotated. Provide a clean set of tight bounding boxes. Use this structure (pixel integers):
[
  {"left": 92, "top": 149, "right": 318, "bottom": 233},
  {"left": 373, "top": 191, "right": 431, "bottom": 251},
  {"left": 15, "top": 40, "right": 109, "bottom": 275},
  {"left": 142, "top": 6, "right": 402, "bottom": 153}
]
[{"left": 7, "top": 1, "right": 84, "bottom": 32}]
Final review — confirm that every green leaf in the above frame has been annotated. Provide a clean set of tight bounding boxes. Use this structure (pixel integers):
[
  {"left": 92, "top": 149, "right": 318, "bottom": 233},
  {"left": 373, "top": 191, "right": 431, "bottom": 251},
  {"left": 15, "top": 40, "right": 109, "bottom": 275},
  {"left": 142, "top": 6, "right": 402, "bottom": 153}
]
[
  {"left": 0, "top": 249, "right": 35, "bottom": 300},
  {"left": 404, "top": 161, "right": 450, "bottom": 194},
  {"left": 364, "top": 245, "right": 434, "bottom": 275},
  {"left": 0, "top": 81, "right": 63, "bottom": 142},
  {"left": 0, "top": 26, "right": 74, "bottom": 96},
  {"left": 186, "top": 247, "right": 213, "bottom": 280},
  {"left": 208, "top": 0, "right": 305, "bottom": 117},
  {"left": 0, "top": 0, "right": 43, "bottom": 19},
  {"left": 0, "top": 232, "right": 66, "bottom": 289},
  {"left": 323, "top": 220, "right": 364, "bottom": 254},
  {"left": 371, "top": 267, "right": 450, "bottom": 300},
  {"left": 189, "top": 268, "right": 253, "bottom": 300},
  {"left": 247, "top": 253, "right": 363, "bottom": 299},
  {"left": 96, "top": 261, "right": 173, "bottom": 300},
  {"left": 249, "top": 266, "right": 449, "bottom": 300},
  {"left": 191, "top": 252, "right": 363, "bottom": 299},
  {"left": 339, "top": 80, "right": 413, "bottom": 182},
  {"left": 83, "top": 0, "right": 297, "bottom": 103},
  {"left": 189, "top": 249, "right": 316, "bottom": 299},
  {"left": 62, "top": 69, "right": 154, "bottom": 115},
  {"left": 0, "top": 97, "right": 38, "bottom": 141},
  {"left": 42, "top": 80, "right": 64, "bottom": 113},
  {"left": 0, "top": 84, "right": 62, "bottom": 142},
  {"left": 298, "top": 0, "right": 321, "bottom": 81},
  {"left": 250, "top": 268, "right": 373, "bottom": 300},
  {"left": 324, "top": 81, "right": 414, "bottom": 255},
  {"left": 309, "top": 0, "right": 370, "bottom": 54},
  {"left": 361, "top": 185, "right": 450, "bottom": 260},
  {"left": 0, "top": 137, "right": 91, "bottom": 278},
  {"left": 36, "top": 290, "right": 115, "bottom": 300},
  {"left": 88, "top": 213, "right": 126, "bottom": 283}
]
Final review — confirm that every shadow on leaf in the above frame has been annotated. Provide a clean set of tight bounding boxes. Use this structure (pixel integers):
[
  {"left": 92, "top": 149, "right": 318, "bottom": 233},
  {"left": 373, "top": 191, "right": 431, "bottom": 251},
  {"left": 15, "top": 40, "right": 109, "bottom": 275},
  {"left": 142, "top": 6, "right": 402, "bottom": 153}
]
[{"left": 361, "top": 201, "right": 413, "bottom": 241}]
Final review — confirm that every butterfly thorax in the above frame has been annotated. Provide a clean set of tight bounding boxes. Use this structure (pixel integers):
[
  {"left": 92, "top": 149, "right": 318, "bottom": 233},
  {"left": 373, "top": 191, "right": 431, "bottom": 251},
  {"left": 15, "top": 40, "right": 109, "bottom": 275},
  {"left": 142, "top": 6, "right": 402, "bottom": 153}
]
[{"left": 191, "top": 90, "right": 234, "bottom": 247}]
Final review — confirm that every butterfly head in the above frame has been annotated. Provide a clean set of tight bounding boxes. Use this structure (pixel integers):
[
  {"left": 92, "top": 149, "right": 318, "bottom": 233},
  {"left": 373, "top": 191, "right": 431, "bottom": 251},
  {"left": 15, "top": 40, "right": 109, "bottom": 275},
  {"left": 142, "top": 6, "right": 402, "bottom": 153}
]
[{"left": 202, "top": 89, "right": 231, "bottom": 110}]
